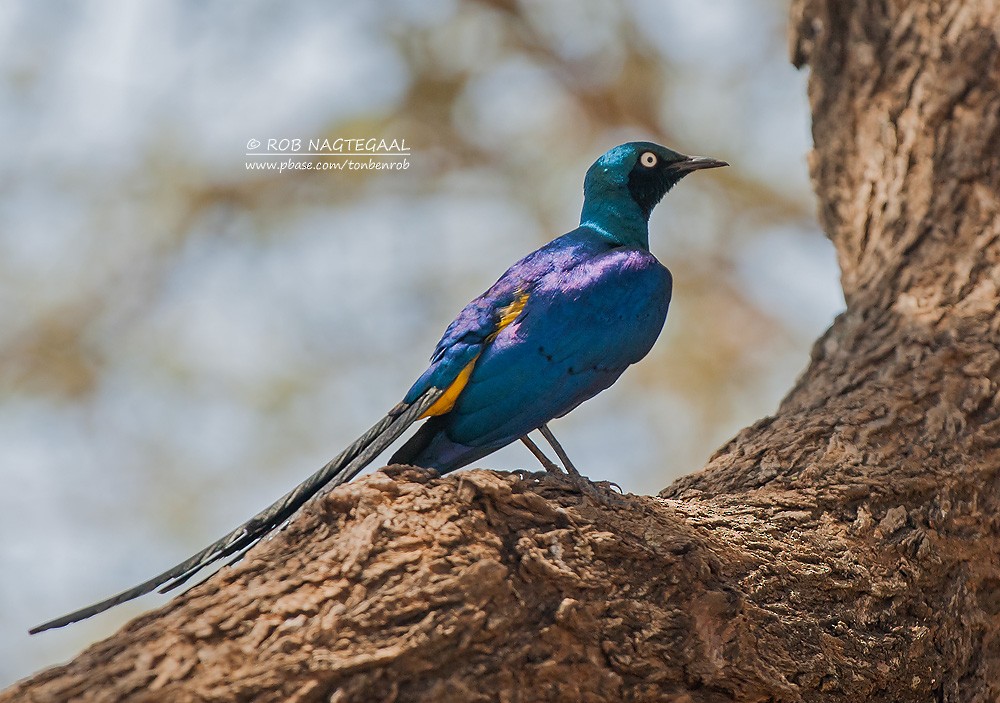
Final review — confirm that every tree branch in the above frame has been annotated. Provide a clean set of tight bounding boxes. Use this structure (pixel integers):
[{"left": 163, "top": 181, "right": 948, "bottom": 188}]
[{"left": 6, "top": 1, "right": 1000, "bottom": 701}]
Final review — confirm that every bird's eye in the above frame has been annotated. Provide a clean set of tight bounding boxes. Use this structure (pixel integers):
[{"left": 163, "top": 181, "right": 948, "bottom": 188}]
[{"left": 640, "top": 152, "right": 658, "bottom": 168}]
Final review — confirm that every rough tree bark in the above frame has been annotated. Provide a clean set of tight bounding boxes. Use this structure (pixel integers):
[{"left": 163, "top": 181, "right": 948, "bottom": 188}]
[{"left": 6, "top": 2, "right": 1000, "bottom": 701}]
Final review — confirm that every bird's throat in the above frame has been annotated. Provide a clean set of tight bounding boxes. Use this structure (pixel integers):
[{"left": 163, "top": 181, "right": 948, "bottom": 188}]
[{"left": 579, "top": 197, "right": 650, "bottom": 250}]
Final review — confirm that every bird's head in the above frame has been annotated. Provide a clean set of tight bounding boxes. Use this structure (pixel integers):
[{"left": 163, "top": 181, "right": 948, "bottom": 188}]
[{"left": 581, "top": 141, "right": 727, "bottom": 248}]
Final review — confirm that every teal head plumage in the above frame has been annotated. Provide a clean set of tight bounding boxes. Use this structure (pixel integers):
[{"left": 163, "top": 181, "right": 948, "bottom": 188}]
[{"left": 580, "top": 141, "right": 727, "bottom": 249}]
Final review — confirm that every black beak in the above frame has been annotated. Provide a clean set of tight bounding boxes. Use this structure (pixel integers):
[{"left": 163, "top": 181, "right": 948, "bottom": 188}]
[{"left": 671, "top": 155, "right": 729, "bottom": 173}]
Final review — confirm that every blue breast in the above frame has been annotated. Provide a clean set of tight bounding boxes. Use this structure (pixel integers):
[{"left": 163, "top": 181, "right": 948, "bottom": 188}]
[{"left": 442, "top": 229, "right": 672, "bottom": 448}]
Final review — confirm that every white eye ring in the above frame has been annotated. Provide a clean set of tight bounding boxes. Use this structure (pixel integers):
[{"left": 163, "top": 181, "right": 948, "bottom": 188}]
[{"left": 640, "top": 151, "right": 658, "bottom": 168}]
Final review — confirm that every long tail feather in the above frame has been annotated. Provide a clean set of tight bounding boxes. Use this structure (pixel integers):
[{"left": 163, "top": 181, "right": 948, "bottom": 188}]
[{"left": 29, "top": 387, "right": 443, "bottom": 634}]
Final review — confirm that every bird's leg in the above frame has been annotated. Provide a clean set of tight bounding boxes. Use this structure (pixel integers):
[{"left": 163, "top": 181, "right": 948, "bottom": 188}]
[
  {"left": 520, "top": 435, "right": 563, "bottom": 474},
  {"left": 538, "top": 424, "right": 582, "bottom": 477},
  {"left": 537, "top": 423, "right": 621, "bottom": 505}
]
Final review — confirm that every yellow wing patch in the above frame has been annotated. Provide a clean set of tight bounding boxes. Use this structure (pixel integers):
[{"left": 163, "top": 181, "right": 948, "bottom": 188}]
[
  {"left": 487, "top": 290, "right": 530, "bottom": 342},
  {"left": 421, "top": 355, "right": 479, "bottom": 418},
  {"left": 420, "top": 291, "right": 529, "bottom": 419}
]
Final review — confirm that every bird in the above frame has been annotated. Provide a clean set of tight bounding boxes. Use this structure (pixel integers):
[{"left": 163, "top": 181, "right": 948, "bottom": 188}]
[{"left": 31, "top": 141, "right": 726, "bottom": 634}]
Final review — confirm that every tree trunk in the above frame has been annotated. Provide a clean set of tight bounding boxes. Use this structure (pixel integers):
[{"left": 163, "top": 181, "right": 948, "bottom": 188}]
[{"left": 6, "top": 2, "right": 1000, "bottom": 701}]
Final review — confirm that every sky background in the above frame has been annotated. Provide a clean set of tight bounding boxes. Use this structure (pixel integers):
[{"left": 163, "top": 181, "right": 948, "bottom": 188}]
[{"left": 0, "top": 0, "right": 843, "bottom": 686}]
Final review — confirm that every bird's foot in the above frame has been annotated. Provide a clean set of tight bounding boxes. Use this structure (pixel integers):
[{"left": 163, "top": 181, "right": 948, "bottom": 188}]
[
  {"left": 562, "top": 473, "right": 628, "bottom": 507},
  {"left": 593, "top": 480, "right": 624, "bottom": 494},
  {"left": 518, "top": 431, "right": 625, "bottom": 505},
  {"left": 513, "top": 467, "right": 627, "bottom": 507}
]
